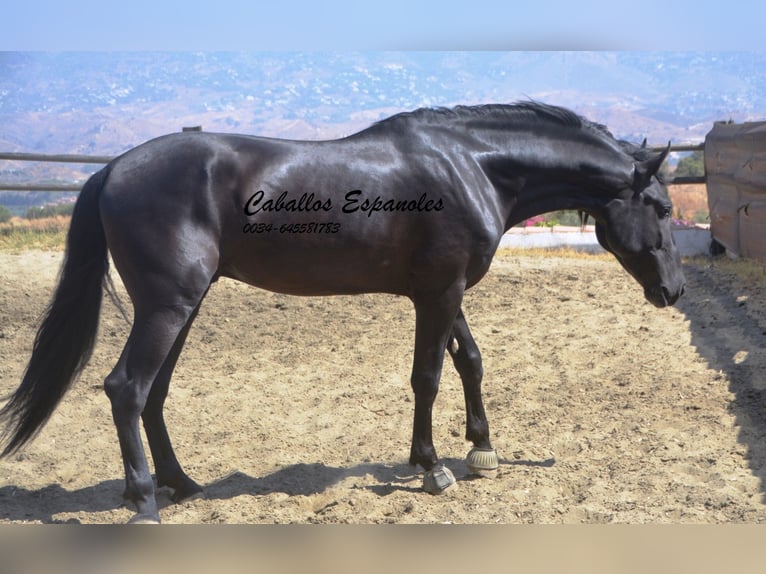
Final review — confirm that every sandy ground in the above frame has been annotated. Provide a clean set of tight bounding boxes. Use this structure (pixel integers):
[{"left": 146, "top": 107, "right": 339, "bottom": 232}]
[{"left": 1, "top": 248, "right": 766, "bottom": 524}]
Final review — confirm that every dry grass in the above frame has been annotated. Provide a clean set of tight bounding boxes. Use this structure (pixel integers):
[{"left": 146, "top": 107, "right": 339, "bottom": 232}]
[
  {"left": 0, "top": 216, "right": 69, "bottom": 252},
  {"left": 668, "top": 184, "right": 709, "bottom": 223},
  {"left": 496, "top": 246, "right": 612, "bottom": 261},
  {"left": 688, "top": 254, "right": 766, "bottom": 285}
]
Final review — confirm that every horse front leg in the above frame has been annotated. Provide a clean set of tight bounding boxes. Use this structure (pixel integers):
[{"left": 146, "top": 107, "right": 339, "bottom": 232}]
[
  {"left": 447, "top": 308, "right": 499, "bottom": 478},
  {"left": 409, "top": 283, "right": 464, "bottom": 494}
]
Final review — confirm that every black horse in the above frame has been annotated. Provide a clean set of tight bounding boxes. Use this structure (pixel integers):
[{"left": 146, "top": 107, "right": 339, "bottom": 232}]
[{"left": 0, "top": 101, "right": 685, "bottom": 523}]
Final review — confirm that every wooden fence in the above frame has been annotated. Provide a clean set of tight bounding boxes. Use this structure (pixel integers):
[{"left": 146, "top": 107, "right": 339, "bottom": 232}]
[
  {"left": 0, "top": 152, "right": 112, "bottom": 191},
  {"left": 0, "top": 127, "right": 202, "bottom": 192},
  {"left": 18, "top": 135, "right": 763, "bottom": 261},
  {"left": 0, "top": 141, "right": 706, "bottom": 194}
]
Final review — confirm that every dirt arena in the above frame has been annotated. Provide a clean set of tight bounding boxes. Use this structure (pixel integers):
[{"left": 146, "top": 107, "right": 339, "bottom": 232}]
[{"left": 1, "top": 247, "right": 766, "bottom": 524}]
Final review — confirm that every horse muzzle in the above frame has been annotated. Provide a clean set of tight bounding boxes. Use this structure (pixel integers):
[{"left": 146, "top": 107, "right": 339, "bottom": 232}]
[{"left": 645, "top": 282, "right": 685, "bottom": 308}]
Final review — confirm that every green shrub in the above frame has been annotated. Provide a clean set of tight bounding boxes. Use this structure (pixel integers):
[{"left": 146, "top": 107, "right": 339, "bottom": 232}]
[
  {"left": 675, "top": 151, "right": 705, "bottom": 178},
  {"left": 0, "top": 205, "right": 12, "bottom": 223}
]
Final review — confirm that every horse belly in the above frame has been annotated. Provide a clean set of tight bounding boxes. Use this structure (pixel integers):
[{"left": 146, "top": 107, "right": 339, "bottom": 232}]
[{"left": 221, "top": 237, "right": 410, "bottom": 296}]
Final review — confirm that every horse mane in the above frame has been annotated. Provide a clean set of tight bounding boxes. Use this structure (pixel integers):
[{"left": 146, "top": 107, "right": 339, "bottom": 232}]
[{"left": 370, "top": 100, "right": 618, "bottom": 144}]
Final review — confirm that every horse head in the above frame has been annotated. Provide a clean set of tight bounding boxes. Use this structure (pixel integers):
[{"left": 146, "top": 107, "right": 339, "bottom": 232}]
[{"left": 595, "top": 143, "right": 686, "bottom": 308}]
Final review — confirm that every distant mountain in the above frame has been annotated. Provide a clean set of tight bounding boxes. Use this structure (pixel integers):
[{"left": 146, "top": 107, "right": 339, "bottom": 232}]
[{"left": 2, "top": 51, "right": 765, "bottom": 204}]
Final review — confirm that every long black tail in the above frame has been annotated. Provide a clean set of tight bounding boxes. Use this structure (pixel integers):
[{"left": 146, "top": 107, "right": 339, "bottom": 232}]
[{"left": 0, "top": 167, "right": 113, "bottom": 457}]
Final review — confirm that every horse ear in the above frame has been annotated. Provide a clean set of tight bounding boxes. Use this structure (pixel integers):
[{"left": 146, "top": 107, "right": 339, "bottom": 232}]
[
  {"left": 640, "top": 138, "right": 647, "bottom": 149},
  {"left": 632, "top": 142, "right": 670, "bottom": 190}
]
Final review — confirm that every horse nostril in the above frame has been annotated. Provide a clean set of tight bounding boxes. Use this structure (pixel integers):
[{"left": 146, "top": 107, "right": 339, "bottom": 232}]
[{"left": 661, "top": 284, "right": 684, "bottom": 305}]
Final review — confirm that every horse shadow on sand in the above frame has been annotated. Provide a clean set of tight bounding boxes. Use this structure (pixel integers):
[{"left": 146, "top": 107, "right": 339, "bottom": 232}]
[
  {"left": 676, "top": 258, "right": 766, "bottom": 503},
  {"left": 0, "top": 455, "right": 554, "bottom": 523}
]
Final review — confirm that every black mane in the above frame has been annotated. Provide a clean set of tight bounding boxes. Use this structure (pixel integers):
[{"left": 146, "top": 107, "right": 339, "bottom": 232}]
[{"left": 370, "top": 100, "right": 617, "bottom": 143}]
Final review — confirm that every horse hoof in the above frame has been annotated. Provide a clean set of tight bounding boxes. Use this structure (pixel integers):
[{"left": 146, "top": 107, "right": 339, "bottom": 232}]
[
  {"left": 127, "top": 513, "right": 161, "bottom": 524},
  {"left": 466, "top": 447, "right": 499, "bottom": 478},
  {"left": 422, "top": 465, "right": 457, "bottom": 494}
]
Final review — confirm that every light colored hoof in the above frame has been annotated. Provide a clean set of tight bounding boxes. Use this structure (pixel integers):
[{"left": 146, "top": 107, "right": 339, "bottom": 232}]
[
  {"left": 128, "top": 515, "right": 161, "bottom": 524},
  {"left": 466, "top": 447, "right": 499, "bottom": 478},
  {"left": 422, "top": 465, "right": 457, "bottom": 494}
]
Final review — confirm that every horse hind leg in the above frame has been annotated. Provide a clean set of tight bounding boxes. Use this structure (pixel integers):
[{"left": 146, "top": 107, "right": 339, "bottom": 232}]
[
  {"left": 141, "top": 298, "right": 207, "bottom": 504},
  {"left": 447, "top": 309, "right": 499, "bottom": 478},
  {"left": 105, "top": 292, "right": 209, "bottom": 524}
]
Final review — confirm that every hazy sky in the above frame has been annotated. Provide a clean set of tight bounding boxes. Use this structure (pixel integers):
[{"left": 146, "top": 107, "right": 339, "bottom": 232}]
[{"left": 3, "top": 1, "right": 765, "bottom": 51}]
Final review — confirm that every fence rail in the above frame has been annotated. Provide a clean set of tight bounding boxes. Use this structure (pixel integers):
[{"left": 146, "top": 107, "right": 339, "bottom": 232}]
[
  {"left": 0, "top": 151, "right": 115, "bottom": 193},
  {"left": 0, "top": 152, "right": 115, "bottom": 164},
  {"left": 0, "top": 141, "right": 707, "bottom": 193},
  {"left": 0, "top": 183, "right": 85, "bottom": 192},
  {"left": 650, "top": 143, "right": 705, "bottom": 153}
]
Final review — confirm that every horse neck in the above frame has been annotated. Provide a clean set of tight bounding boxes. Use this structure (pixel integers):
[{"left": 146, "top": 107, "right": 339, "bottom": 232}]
[
  {"left": 471, "top": 127, "right": 635, "bottom": 229},
  {"left": 505, "top": 174, "right": 617, "bottom": 228}
]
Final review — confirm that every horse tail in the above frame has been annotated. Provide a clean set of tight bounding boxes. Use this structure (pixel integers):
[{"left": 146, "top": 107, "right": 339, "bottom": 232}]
[{"left": 0, "top": 166, "right": 117, "bottom": 457}]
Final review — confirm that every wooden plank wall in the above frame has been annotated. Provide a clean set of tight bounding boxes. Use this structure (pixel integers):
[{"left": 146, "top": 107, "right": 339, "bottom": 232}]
[{"left": 705, "top": 121, "right": 766, "bottom": 262}]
